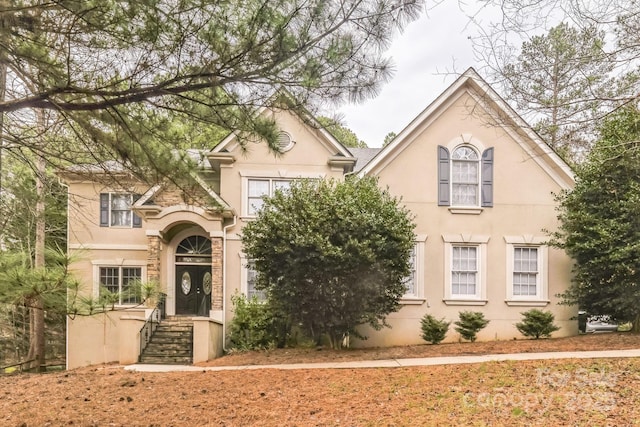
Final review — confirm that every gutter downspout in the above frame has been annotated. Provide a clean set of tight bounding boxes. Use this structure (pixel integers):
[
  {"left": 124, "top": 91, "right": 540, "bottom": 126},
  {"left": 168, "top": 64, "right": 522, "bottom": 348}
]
[{"left": 221, "top": 214, "right": 237, "bottom": 351}]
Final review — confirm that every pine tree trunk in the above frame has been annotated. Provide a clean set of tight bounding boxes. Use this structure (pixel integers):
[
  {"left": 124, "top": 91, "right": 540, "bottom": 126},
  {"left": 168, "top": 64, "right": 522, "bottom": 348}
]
[{"left": 26, "top": 117, "right": 47, "bottom": 372}]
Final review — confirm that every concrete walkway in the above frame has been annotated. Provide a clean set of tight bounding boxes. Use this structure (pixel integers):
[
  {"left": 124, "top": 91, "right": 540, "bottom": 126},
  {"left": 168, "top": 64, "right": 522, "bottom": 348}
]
[{"left": 125, "top": 348, "right": 640, "bottom": 373}]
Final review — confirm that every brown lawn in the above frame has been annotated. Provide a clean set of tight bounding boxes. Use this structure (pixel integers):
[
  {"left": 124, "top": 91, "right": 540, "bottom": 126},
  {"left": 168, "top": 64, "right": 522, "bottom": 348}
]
[{"left": 2, "top": 333, "right": 640, "bottom": 426}]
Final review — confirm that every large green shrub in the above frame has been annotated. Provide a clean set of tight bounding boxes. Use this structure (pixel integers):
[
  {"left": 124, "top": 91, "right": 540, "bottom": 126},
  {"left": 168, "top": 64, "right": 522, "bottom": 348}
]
[
  {"left": 454, "top": 311, "right": 489, "bottom": 342},
  {"left": 420, "top": 314, "right": 450, "bottom": 344},
  {"left": 241, "top": 177, "right": 415, "bottom": 349},
  {"left": 515, "top": 309, "right": 560, "bottom": 339},
  {"left": 227, "top": 293, "right": 289, "bottom": 351}
]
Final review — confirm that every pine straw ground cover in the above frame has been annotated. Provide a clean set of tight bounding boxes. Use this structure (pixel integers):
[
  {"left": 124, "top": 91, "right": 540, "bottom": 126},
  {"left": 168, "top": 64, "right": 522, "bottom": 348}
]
[{"left": 2, "top": 333, "right": 640, "bottom": 426}]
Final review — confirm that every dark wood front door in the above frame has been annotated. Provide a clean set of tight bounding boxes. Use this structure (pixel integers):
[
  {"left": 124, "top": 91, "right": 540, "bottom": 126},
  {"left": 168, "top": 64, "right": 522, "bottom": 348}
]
[{"left": 175, "top": 265, "right": 212, "bottom": 316}]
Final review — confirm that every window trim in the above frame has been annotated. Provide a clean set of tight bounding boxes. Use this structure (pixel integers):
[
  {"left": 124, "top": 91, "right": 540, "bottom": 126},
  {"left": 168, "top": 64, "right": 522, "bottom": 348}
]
[
  {"left": 92, "top": 261, "right": 146, "bottom": 306},
  {"left": 400, "top": 235, "right": 428, "bottom": 305},
  {"left": 504, "top": 236, "right": 549, "bottom": 306},
  {"left": 442, "top": 234, "right": 489, "bottom": 305}
]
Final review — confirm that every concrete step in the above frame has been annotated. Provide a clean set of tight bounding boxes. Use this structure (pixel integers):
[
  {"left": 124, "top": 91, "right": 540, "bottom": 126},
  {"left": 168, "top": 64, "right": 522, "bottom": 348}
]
[
  {"left": 149, "top": 336, "right": 192, "bottom": 345},
  {"left": 156, "top": 323, "right": 193, "bottom": 333}
]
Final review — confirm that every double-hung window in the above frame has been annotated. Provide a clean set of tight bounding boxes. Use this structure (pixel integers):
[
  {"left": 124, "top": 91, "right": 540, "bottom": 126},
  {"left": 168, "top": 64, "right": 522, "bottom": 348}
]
[
  {"left": 247, "top": 179, "right": 292, "bottom": 215},
  {"left": 451, "top": 246, "right": 477, "bottom": 296},
  {"left": 443, "top": 234, "right": 489, "bottom": 305},
  {"left": 100, "top": 193, "right": 142, "bottom": 228},
  {"left": 451, "top": 147, "right": 479, "bottom": 206},
  {"left": 402, "top": 245, "right": 417, "bottom": 297},
  {"left": 513, "top": 247, "right": 538, "bottom": 296},
  {"left": 99, "top": 266, "right": 142, "bottom": 305},
  {"left": 400, "top": 237, "right": 427, "bottom": 304},
  {"left": 505, "top": 237, "right": 549, "bottom": 306}
]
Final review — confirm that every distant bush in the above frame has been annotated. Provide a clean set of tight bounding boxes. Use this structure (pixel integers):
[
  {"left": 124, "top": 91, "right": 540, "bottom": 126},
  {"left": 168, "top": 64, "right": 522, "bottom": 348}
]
[
  {"left": 420, "top": 314, "right": 450, "bottom": 344},
  {"left": 515, "top": 309, "right": 560, "bottom": 339},
  {"left": 454, "top": 311, "right": 489, "bottom": 342}
]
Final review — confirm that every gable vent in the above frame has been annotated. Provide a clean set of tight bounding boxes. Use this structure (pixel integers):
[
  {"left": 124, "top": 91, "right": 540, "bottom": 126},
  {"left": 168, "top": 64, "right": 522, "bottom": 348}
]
[{"left": 277, "top": 131, "right": 294, "bottom": 152}]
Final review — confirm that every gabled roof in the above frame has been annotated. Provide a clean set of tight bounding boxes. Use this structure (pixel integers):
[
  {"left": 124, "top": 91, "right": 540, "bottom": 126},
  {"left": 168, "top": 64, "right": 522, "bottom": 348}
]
[
  {"left": 357, "top": 68, "right": 575, "bottom": 190},
  {"left": 133, "top": 150, "right": 234, "bottom": 217},
  {"left": 211, "top": 91, "right": 353, "bottom": 159}
]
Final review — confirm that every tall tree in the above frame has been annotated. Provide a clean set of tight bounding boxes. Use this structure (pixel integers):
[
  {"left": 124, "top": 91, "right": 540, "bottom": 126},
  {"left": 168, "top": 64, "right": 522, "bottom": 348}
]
[
  {"left": 0, "top": 0, "right": 422, "bottom": 171},
  {"left": 241, "top": 177, "right": 415, "bottom": 349},
  {"left": 550, "top": 106, "right": 640, "bottom": 332},
  {"left": 447, "top": 1, "right": 640, "bottom": 161},
  {"left": 498, "top": 23, "right": 614, "bottom": 162}
]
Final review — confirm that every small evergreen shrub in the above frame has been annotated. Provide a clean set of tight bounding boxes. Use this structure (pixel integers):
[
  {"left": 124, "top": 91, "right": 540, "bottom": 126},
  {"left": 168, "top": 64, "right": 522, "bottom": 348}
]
[
  {"left": 454, "top": 311, "right": 489, "bottom": 342},
  {"left": 227, "top": 293, "right": 290, "bottom": 350},
  {"left": 420, "top": 314, "right": 450, "bottom": 344},
  {"left": 515, "top": 309, "right": 560, "bottom": 339}
]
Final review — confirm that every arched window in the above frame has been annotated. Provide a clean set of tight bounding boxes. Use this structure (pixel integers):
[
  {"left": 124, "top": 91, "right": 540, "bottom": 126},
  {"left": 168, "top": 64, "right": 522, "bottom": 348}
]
[
  {"left": 437, "top": 145, "right": 494, "bottom": 208},
  {"left": 451, "top": 146, "right": 479, "bottom": 206},
  {"left": 175, "top": 235, "right": 212, "bottom": 264}
]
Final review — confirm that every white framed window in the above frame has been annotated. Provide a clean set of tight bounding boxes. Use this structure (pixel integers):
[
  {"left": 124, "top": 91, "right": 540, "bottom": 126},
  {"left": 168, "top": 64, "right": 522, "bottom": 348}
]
[
  {"left": 451, "top": 146, "right": 479, "bottom": 206},
  {"left": 452, "top": 246, "right": 477, "bottom": 296},
  {"left": 403, "top": 245, "right": 417, "bottom": 296},
  {"left": 99, "top": 193, "right": 142, "bottom": 228},
  {"left": 437, "top": 139, "right": 494, "bottom": 211},
  {"left": 239, "top": 255, "right": 267, "bottom": 301},
  {"left": 97, "top": 265, "right": 143, "bottom": 305},
  {"left": 443, "top": 234, "right": 489, "bottom": 305},
  {"left": 400, "top": 236, "right": 427, "bottom": 304},
  {"left": 246, "top": 178, "right": 292, "bottom": 215},
  {"left": 505, "top": 236, "right": 549, "bottom": 306}
]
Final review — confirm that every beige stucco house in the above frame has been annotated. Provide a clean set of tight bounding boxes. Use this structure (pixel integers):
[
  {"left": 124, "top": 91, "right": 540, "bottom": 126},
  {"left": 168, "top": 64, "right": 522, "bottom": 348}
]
[{"left": 63, "top": 68, "right": 576, "bottom": 369}]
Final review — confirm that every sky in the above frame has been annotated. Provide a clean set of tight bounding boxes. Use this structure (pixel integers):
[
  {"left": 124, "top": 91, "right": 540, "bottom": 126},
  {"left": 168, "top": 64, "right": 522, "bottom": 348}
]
[{"left": 337, "top": 2, "right": 494, "bottom": 147}]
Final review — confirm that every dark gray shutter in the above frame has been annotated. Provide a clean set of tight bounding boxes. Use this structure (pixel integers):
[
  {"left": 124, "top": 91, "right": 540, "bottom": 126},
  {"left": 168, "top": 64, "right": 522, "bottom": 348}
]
[
  {"left": 438, "top": 146, "right": 450, "bottom": 206},
  {"left": 132, "top": 194, "right": 142, "bottom": 228},
  {"left": 100, "top": 193, "right": 109, "bottom": 226},
  {"left": 481, "top": 147, "right": 494, "bottom": 207}
]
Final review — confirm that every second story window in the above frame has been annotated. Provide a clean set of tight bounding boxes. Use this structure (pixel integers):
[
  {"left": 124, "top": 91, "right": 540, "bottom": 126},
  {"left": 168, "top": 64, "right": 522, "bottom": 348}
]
[
  {"left": 247, "top": 179, "right": 292, "bottom": 215},
  {"left": 100, "top": 193, "right": 142, "bottom": 228},
  {"left": 438, "top": 144, "right": 494, "bottom": 209},
  {"left": 451, "top": 146, "right": 479, "bottom": 206}
]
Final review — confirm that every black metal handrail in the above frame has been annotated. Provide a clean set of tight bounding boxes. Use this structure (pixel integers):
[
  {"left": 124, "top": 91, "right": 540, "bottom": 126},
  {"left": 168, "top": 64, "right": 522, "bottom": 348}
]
[{"left": 139, "top": 305, "right": 161, "bottom": 360}]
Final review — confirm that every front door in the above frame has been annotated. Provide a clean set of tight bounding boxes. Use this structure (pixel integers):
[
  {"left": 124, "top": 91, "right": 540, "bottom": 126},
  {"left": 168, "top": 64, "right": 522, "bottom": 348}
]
[{"left": 175, "top": 265, "right": 212, "bottom": 316}]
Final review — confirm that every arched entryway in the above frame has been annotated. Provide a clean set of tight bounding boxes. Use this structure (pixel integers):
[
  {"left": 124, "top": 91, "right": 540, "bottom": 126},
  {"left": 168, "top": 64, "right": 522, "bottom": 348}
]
[{"left": 175, "top": 235, "right": 212, "bottom": 316}]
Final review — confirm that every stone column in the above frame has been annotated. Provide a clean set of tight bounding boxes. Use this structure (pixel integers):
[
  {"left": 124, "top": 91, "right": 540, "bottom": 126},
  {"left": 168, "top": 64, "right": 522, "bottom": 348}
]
[
  {"left": 146, "top": 233, "right": 162, "bottom": 283},
  {"left": 211, "top": 236, "right": 223, "bottom": 311}
]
